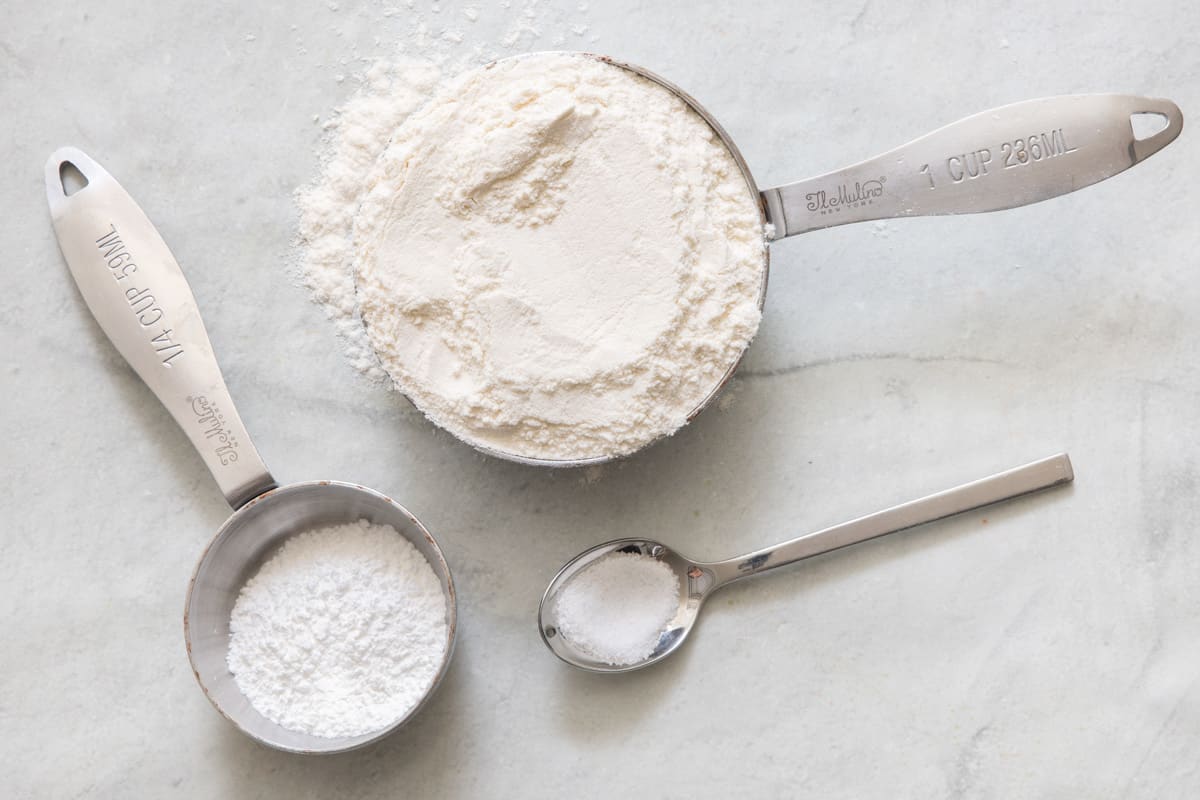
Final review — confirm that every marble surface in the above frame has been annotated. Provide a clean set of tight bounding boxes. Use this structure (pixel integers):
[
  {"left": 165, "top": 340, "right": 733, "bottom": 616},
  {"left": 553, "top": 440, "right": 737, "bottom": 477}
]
[{"left": 3, "top": 1, "right": 1198, "bottom": 797}]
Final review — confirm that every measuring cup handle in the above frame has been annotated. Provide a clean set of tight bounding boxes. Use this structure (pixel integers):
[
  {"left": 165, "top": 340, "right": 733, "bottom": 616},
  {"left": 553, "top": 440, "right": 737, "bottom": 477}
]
[
  {"left": 760, "top": 94, "right": 1182, "bottom": 239},
  {"left": 46, "top": 147, "right": 276, "bottom": 509}
]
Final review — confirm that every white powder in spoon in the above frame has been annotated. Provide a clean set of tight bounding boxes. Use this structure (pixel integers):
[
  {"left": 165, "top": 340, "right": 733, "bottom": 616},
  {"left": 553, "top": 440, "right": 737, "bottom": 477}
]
[
  {"left": 226, "top": 520, "right": 447, "bottom": 739},
  {"left": 553, "top": 551, "right": 681, "bottom": 666},
  {"left": 354, "top": 53, "right": 767, "bottom": 462}
]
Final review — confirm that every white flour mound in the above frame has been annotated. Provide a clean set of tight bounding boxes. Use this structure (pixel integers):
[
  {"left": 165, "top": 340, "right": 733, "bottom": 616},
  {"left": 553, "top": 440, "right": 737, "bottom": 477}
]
[
  {"left": 296, "top": 59, "right": 445, "bottom": 379},
  {"left": 295, "top": 5, "right": 597, "bottom": 384},
  {"left": 226, "top": 520, "right": 447, "bottom": 739},
  {"left": 355, "top": 53, "right": 767, "bottom": 461}
]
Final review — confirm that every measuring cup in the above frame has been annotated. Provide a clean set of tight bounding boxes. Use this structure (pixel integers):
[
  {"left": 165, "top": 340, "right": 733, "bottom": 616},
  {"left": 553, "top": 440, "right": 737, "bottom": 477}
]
[
  {"left": 45, "top": 147, "right": 457, "bottom": 755},
  {"left": 444, "top": 53, "right": 1182, "bottom": 467}
]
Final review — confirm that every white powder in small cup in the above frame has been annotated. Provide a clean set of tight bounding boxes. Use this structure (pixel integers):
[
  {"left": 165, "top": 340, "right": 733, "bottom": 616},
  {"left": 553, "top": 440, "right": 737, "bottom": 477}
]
[
  {"left": 226, "top": 520, "right": 448, "bottom": 739},
  {"left": 553, "top": 551, "right": 681, "bottom": 666}
]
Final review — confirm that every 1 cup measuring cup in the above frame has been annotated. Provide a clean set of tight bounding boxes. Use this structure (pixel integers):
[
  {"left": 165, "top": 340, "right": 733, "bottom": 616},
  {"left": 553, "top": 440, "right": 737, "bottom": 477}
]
[
  {"left": 436, "top": 52, "right": 1182, "bottom": 467},
  {"left": 45, "top": 147, "right": 457, "bottom": 755}
]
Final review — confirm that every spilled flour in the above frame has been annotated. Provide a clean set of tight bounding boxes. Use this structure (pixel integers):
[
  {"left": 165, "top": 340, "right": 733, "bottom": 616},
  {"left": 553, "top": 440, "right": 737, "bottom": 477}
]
[
  {"left": 553, "top": 551, "right": 681, "bottom": 666},
  {"left": 297, "top": 58, "right": 444, "bottom": 379},
  {"left": 296, "top": 2, "right": 597, "bottom": 380}
]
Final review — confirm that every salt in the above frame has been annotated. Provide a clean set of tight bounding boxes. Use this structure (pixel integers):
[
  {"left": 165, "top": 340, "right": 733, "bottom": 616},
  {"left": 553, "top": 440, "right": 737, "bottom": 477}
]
[
  {"left": 352, "top": 54, "right": 766, "bottom": 462},
  {"left": 554, "top": 551, "right": 681, "bottom": 666}
]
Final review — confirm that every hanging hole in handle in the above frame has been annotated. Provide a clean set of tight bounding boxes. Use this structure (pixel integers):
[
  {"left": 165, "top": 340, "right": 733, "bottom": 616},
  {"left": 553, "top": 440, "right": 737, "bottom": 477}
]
[
  {"left": 59, "top": 161, "right": 89, "bottom": 196},
  {"left": 1130, "top": 112, "right": 1169, "bottom": 141}
]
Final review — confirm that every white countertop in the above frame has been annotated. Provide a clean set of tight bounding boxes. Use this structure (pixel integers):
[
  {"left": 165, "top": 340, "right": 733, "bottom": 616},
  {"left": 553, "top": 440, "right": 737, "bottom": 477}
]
[{"left": 4, "top": 1, "right": 1198, "bottom": 797}]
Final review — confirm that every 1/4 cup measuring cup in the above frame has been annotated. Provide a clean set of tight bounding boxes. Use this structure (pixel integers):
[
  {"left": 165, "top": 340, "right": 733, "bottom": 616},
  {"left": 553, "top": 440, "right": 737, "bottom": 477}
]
[
  {"left": 432, "top": 52, "right": 1182, "bottom": 467},
  {"left": 45, "top": 147, "right": 457, "bottom": 755}
]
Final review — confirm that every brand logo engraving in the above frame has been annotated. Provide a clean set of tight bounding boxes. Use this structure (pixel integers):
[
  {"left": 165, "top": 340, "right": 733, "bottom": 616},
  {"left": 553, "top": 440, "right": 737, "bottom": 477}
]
[
  {"left": 806, "top": 177, "right": 886, "bottom": 215},
  {"left": 188, "top": 395, "right": 239, "bottom": 465}
]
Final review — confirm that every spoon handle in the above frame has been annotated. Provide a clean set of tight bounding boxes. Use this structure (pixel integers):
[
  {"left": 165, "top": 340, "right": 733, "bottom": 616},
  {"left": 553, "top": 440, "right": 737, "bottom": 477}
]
[
  {"left": 45, "top": 148, "right": 276, "bottom": 509},
  {"left": 710, "top": 454, "right": 1073, "bottom": 586},
  {"left": 761, "top": 94, "right": 1182, "bottom": 240}
]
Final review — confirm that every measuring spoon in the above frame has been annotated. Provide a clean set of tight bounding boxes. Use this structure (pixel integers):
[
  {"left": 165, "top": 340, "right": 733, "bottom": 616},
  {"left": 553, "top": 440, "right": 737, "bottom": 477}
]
[
  {"left": 45, "top": 148, "right": 457, "bottom": 754},
  {"left": 455, "top": 53, "right": 1181, "bottom": 467},
  {"left": 539, "top": 453, "right": 1073, "bottom": 672}
]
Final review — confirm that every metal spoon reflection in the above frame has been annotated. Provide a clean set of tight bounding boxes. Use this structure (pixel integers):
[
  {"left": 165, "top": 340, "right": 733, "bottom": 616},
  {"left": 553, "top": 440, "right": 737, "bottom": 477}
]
[{"left": 539, "top": 454, "right": 1073, "bottom": 672}]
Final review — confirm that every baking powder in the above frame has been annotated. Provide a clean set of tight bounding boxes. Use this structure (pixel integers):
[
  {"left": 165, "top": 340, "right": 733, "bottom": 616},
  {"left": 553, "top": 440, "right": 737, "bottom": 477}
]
[{"left": 226, "top": 520, "right": 447, "bottom": 738}]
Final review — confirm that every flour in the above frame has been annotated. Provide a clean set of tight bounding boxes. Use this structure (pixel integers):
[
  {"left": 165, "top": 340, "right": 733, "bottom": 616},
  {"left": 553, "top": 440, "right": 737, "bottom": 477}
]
[
  {"left": 296, "top": 59, "right": 444, "bottom": 380},
  {"left": 226, "top": 520, "right": 447, "bottom": 739},
  {"left": 295, "top": 2, "right": 594, "bottom": 380},
  {"left": 355, "top": 53, "right": 767, "bottom": 461},
  {"left": 295, "top": 26, "right": 764, "bottom": 463},
  {"left": 554, "top": 551, "right": 681, "bottom": 666}
]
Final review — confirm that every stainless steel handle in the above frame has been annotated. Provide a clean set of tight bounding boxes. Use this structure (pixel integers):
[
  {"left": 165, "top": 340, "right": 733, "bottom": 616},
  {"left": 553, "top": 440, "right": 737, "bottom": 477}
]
[
  {"left": 761, "top": 95, "right": 1182, "bottom": 239},
  {"left": 710, "top": 454, "right": 1073, "bottom": 585},
  {"left": 45, "top": 147, "right": 276, "bottom": 509}
]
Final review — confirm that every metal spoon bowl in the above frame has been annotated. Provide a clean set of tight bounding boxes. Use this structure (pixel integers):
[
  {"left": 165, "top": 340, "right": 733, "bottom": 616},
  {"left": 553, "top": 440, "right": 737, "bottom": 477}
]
[
  {"left": 538, "top": 538, "right": 701, "bottom": 673},
  {"left": 46, "top": 148, "right": 456, "bottom": 754},
  {"left": 389, "top": 51, "right": 1180, "bottom": 468},
  {"left": 539, "top": 453, "right": 1073, "bottom": 672}
]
